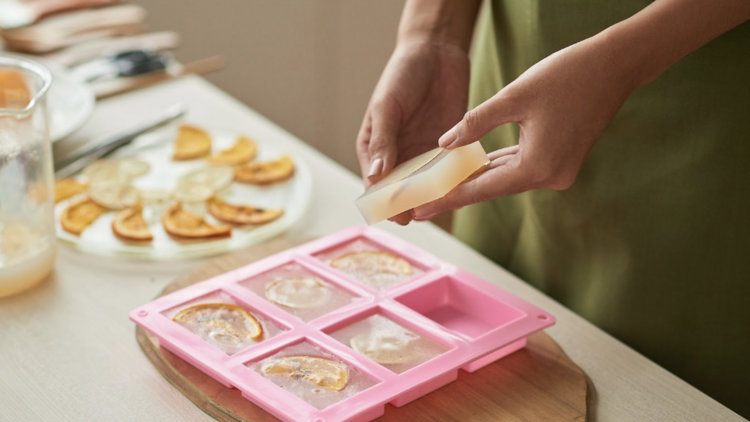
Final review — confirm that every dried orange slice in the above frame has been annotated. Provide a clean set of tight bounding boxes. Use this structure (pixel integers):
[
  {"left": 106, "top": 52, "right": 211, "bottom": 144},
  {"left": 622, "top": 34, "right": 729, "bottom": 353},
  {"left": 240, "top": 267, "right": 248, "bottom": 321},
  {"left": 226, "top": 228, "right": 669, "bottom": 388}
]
[
  {"left": 235, "top": 155, "right": 295, "bottom": 185},
  {"left": 261, "top": 356, "right": 349, "bottom": 391},
  {"left": 60, "top": 198, "right": 107, "bottom": 235},
  {"left": 206, "top": 197, "right": 284, "bottom": 225},
  {"left": 174, "top": 303, "right": 263, "bottom": 343},
  {"left": 55, "top": 179, "right": 88, "bottom": 203},
  {"left": 112, "top": 205, "right": 153, "bottom": 241},
  {"left": 350, "top": 332, "right": 419, "bottom": 365},
  {"left": 0, "top": 70, "right": 31, "bottom": 110},
  {"left": 173, "top": 125, "right": 212, "bottom": 161},
  {"left": 206, "top": 136, "right": 257, "bottom": 166},
  {"left": 331, "top": 251, "right": 413, "bottom": 277},
  {"left": 265, "top": 277, "right": 329, "bottom": 309},
  {"left": 162, "top": 203, "right": 231, "bottom": 239}
]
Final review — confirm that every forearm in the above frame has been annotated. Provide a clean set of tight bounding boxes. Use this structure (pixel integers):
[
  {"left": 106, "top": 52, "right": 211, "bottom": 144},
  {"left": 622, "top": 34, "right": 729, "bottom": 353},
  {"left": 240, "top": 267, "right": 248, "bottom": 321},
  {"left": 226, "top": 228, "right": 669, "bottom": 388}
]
[
  {"left": 397, "top": 0, "right": 482, "bottom": 52},
  {"left": 597, "top": 0, "right": 750, "bottom": 89}
]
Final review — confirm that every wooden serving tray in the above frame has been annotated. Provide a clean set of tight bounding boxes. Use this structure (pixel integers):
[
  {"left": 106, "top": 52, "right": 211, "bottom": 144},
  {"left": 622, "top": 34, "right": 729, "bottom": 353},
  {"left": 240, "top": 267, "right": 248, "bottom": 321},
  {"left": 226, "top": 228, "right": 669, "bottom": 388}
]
[{"left": 135, "top": 237, "right": 591, "bottom": 421}]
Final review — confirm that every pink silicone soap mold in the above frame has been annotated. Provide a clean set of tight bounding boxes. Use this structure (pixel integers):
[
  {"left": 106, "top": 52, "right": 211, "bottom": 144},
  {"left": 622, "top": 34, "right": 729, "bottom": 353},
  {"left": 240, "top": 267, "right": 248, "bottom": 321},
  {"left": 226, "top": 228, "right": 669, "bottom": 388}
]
[{"left": 130, "top": 226, "right": 556, "bottom": 422}]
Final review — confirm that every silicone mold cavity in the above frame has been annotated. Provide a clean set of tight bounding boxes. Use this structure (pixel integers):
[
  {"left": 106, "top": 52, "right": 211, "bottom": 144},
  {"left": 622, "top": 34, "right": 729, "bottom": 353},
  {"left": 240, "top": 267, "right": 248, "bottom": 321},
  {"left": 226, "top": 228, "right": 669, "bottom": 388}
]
[{"left": 395, "top": 276, "right": 525, "bottom": 340}]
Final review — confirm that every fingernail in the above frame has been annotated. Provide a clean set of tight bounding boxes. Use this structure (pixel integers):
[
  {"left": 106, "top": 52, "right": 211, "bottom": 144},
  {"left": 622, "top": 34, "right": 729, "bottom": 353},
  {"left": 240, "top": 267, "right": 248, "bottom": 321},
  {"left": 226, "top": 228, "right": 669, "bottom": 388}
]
[
  {"left": 438, "top": 126, "right": 457, "bottom": 148},
  {"left": 367, "top": 158, "right": 383, "bottom": 178},
  {"left": 411, "top": 209, "right": 436, "bottom": 221}
]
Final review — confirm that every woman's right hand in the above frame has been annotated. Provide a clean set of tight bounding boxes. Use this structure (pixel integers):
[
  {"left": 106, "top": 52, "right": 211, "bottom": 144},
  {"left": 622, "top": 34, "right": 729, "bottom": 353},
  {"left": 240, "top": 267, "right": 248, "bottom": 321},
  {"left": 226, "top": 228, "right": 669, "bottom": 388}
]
[{"left": 356, "top": 39, "right": 470, "bottom": 224}]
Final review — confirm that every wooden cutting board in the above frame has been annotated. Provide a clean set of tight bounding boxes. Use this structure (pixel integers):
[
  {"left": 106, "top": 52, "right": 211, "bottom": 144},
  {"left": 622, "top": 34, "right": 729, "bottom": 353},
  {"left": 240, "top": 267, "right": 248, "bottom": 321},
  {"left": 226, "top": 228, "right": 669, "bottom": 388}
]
[{"left": 135, "top": 237, "right": 591, "bottom": 422}]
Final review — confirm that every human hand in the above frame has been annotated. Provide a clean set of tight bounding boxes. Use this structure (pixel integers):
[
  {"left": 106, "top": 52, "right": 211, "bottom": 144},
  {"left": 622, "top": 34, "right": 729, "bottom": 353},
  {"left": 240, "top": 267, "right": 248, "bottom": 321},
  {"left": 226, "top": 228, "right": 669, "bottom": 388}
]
[
  {"left": 356, "top": 40, "right": 470, "bottom": 224},
  {"left": 411, "top": 38, "right": 637, "bottom": 221}
]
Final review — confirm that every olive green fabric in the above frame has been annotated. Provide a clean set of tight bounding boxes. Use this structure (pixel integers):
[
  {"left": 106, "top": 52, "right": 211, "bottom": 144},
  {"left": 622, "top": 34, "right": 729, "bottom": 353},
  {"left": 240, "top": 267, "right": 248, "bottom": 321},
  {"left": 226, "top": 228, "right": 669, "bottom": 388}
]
[{"left": 455, "top": 1, "right": 750, "bottom": 417}]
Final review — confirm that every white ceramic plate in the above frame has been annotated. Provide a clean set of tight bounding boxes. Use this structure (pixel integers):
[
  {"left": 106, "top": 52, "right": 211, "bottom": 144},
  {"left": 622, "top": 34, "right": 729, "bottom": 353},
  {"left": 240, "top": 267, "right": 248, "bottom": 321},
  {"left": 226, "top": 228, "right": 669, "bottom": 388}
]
[
  {"left": 54, "top": 125, "right": 313, "bottom": 260},
  {"left": 15, "top": 54, "right": 96, "bottom": 142},
  {"left": 45, "top": 61, "right": 96, "bottom": 142}
]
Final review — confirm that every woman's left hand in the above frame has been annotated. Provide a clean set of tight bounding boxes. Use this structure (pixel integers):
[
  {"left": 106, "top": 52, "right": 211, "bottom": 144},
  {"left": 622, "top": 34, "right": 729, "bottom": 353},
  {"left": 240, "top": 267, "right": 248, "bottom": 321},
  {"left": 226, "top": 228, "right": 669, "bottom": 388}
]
[{"left": 411, "top": 36, "right": 637, "bottom": 221}]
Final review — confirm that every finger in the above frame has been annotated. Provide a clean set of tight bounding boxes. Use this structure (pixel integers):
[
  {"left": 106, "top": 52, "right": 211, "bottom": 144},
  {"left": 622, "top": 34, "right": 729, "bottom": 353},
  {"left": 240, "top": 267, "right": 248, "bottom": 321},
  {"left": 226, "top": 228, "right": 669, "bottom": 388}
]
[
  {"left": 367, "top": 99, "right": 401, "bottom": 181},
  {"left": 487, "top": 145, "right": 520, "bottom": 161},
  {"left": 388, "top": 211, "right": 412, "bottom": 226},
  {"left": 438, "top": 90, "right": 519, "bottom": 150},
  {"left": 412, "top": 157, "right": 534, "bottom": 218},
  {"left": 356, "top": 109, "right": 374, "bottom": 182}
]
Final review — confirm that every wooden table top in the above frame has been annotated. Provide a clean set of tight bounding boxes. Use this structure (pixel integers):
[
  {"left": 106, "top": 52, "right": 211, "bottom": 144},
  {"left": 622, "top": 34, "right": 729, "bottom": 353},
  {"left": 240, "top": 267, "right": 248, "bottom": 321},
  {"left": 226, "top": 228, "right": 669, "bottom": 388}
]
[{"left": 0, "top": 76, "right": 743, "bottom": 422}]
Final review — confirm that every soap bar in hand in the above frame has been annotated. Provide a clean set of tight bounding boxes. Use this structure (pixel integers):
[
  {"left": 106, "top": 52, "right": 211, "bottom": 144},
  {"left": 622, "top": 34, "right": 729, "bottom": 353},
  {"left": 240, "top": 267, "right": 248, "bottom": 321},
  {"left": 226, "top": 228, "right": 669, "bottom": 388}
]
[{"left": 356, "top": 142, "right": 489, "bottom": 225}]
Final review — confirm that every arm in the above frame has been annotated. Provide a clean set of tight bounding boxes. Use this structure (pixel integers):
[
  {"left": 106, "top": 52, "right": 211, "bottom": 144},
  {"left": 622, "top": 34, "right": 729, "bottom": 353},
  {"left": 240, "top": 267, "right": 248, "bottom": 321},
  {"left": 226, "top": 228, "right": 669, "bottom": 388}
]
[
  {"left": 412, "top": 0, "right": 750, "bottom": 220},
  {"left": 356, "top": 0, "right": 480, "bottom": 224},
  {"left": 396, "top": 0, "right": 482, "bottom": 52}
]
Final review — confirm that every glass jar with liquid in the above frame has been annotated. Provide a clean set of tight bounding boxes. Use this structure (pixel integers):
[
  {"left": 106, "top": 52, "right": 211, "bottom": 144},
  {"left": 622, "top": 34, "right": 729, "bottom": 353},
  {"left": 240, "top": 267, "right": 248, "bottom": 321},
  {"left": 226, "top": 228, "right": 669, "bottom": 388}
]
[{"left": 0, "top": 54, "right": 55, "bottom": 297}]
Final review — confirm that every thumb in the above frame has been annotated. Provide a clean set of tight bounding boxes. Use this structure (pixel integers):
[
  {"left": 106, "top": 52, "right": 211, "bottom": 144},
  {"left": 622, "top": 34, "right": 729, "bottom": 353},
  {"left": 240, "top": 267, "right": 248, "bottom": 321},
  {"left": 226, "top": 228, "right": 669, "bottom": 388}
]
[
  {"left": 438, "top": 92, "right": 517, "bottom": 150},
  {"left": 366, "top": 100, "right": 401, "bottom": 181}
]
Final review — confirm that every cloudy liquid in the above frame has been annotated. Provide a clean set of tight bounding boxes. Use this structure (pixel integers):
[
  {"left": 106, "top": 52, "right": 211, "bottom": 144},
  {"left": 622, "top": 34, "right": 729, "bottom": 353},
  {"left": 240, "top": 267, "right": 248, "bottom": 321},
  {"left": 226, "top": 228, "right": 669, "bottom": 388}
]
[{"left": 0, "top": 221, "right": 55, "bottom": 298}]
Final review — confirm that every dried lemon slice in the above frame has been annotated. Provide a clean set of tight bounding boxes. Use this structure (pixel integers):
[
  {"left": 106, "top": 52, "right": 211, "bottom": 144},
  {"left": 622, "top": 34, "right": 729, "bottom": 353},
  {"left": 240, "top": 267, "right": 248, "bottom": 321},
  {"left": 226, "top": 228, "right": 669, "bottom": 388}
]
[
  {"left": 235, "top": 155, "right": 295, "bottom": 185},
  {"left": 331, "top": 251, "right": 413, "bottom": 282},
  {"left": 116, "top": 158, "right": 150, "bottom": 178},
  {"left": 173, "top": 125, "right": 212, "bottom": 160},
  {"left": 350, "top": 332, "right": 419, "bottom": 365},
  {"left": 172, "top": 184, "right": 214, "bottom": 203},
  {"left": 83, "top": 158, "right": 149, "bottom": 181},
  {"left": 265, "top": 277, "right": 329, "bottom": 309},
  {"left": 174, "top": 303, "right": 263, "bottom": 345},
  {"left": 112, "top": 205, "right": 152, "bottom": 241},
  {"left": 206, "top": 197, "right": 284, "bottom": 225},
  {"left": 178, "top": 166, "right": 234, "bottom": 192},
  {"left": 54, "top": 179, "right": 88, "bottom": 203},
  {"left": 60, "top": 198, "right": 107, "bottom": 235},
  {"left": 162, "top": 202, "right": 231, "bottom": 239},
  {"left": 261, "top": 356, "right": 349, "bottom": 391},
  {"left": 88, "top": 178, "right": 140, "bottom": 210},
  {"left": 137, "top": 188, "right": 170, "bottom": 205},
  {"left": 206, "top": 136, "right": 257, "bottom": 166}
]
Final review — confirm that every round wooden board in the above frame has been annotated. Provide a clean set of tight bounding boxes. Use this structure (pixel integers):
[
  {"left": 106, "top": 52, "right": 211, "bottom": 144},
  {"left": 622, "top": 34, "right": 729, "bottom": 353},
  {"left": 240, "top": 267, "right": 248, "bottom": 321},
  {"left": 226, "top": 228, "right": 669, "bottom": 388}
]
[{"left": 136, "top": 237, "right": 591, "bottom": 422}]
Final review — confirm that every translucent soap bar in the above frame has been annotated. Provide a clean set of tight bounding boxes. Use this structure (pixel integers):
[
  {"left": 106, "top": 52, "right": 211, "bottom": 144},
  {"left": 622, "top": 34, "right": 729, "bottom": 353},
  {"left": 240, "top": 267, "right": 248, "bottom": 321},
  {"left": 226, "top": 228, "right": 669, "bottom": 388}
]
[{"left": 356, "top": 143, "right": 489, "bottom": 224}]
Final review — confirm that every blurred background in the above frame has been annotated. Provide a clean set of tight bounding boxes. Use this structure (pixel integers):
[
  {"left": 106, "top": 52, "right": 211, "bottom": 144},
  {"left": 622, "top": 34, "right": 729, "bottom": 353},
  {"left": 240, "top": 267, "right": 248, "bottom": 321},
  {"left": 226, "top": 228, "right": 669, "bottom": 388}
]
[{"left": 131, "top": 0, "right": 405, "bottom": 175}]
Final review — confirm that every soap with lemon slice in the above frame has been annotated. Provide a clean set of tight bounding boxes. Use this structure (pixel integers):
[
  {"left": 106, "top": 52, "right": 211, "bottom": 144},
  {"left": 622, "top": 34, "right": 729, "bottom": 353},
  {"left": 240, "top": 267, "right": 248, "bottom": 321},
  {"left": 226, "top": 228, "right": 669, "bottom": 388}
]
[{"left": 356, "top": 143, "right": 489, "bottom": 224}]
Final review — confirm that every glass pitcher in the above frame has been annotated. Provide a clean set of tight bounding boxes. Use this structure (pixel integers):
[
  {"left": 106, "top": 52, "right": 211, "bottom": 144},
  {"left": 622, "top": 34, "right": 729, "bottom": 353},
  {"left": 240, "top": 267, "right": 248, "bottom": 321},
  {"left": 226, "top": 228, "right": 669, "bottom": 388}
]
[{"left": 0, "top": 54, "right": 55, "bottom": 297}]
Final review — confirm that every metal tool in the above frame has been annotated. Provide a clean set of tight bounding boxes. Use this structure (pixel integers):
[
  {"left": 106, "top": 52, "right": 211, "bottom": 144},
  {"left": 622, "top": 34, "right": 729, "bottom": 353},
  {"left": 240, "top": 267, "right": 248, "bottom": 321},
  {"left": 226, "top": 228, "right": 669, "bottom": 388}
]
[
  {"left": 70, "top": 49, "right": 173, "bottom": 82},
  {"left": 54, "top": 104, "right": 186, "bottom": 179}
]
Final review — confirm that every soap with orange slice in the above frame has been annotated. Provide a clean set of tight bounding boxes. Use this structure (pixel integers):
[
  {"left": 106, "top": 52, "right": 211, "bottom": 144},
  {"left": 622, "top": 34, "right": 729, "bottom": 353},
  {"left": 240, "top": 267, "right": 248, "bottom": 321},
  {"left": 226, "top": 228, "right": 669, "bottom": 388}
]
[
  {"left": 173, "top": 303, "right": 263, "bottom": 352},
  {"left": 207, "top": 196, "right": 284, "bottom": 225},
  {"left": 54, "top": 179, "right": 88, "bottom": 203},
  {"left": 162, "top": 202, "right": 231, "bottom": 239},
  {"left": 172, "top": 125, "right": 212, "bottom": 161},
  {"left": 60, "top": 198, "right": 107, "bottom": 235},
  {"left": 206, "top": 136, "right": 257, "bottom": 166},
  {"left": 235, "top": 155, "right": 294, "bottom": 185},
  {"left": 331, "top": 251, "right": 413, "bottom": 276},
  {"left": 261, "top": 356, "right": 349, "bottom": 391},
  {"left": 112, "top": 205, "right": 153, "bottom": 241}
]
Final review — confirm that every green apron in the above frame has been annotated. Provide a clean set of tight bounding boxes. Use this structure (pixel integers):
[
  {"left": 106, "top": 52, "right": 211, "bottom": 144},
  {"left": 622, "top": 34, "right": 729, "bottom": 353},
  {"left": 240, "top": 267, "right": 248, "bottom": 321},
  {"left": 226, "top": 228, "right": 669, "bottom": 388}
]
[{"left": 455, "top": 1, "right": 750, "bottom": 416}]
